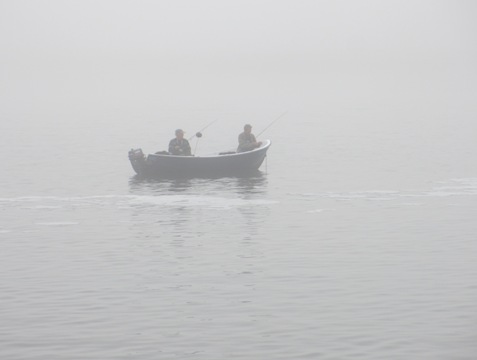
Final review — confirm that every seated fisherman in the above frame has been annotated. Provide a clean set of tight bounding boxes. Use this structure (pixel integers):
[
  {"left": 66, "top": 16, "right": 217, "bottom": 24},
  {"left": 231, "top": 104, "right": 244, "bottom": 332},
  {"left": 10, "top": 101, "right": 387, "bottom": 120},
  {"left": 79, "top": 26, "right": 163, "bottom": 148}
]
[
  {"left": 168, "top": 129, "right": 192, "bottom": 155},
  {"left": 237, "top": 124, "right": 262, "bottom": 152}
]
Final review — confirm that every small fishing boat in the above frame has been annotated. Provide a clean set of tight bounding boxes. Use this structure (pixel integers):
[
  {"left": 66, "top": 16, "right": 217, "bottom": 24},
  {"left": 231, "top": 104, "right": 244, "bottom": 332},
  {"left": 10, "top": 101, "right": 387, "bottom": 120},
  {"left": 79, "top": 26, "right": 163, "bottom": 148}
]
[{"left": 128, "top": 140, "right": 271, "bottom": 178}]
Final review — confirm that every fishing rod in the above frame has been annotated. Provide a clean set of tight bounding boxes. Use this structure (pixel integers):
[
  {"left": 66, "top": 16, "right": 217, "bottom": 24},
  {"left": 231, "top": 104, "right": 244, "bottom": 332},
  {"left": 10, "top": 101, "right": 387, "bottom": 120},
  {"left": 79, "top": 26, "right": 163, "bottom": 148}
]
[
  {"left": 188, "top": 119, "right": 218, "bottom": 155},
  {"left": 188, "top": 119, "right": 218, "bottom": 141},
  {"left": 256, "top": 111, "right": 288, "bottom": 137}
]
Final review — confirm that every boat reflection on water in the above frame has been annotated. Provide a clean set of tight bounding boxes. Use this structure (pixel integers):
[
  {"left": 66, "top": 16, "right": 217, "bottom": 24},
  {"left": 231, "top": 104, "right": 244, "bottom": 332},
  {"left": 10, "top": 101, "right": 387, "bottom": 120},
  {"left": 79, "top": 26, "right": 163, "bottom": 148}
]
[
  {"left": 129, "top": 175, "right": 193, "bottom": 193},
  {"left": 127, "top": 171, "right": 271, "bottom": 250},
  {"left": 232, "top": 172, "right": 268, "bottom": 196},
  {"left": 128, "top": 171, "right": 268, "bottom": 196}
]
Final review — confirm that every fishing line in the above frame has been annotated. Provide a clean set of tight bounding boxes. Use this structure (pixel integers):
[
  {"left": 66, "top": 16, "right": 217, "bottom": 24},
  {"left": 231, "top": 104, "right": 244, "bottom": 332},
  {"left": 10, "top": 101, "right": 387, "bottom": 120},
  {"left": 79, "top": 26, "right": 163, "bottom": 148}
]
[
  {"left": 188, "top": 119, "right": 218, "bottom": 155},
  {"left": 256, "top": 111, "right": 288, "bottom": 138},
  {"left": 188, "top": 119, "right": 218, "bottom": 141}
]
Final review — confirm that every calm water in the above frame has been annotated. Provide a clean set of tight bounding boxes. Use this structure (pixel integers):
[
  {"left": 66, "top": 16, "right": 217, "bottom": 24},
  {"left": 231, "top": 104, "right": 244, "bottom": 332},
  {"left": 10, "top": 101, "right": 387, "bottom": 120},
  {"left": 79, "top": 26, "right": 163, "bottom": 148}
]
[{"left": 1, "top": 111, "right": 477, "bottom": 359}]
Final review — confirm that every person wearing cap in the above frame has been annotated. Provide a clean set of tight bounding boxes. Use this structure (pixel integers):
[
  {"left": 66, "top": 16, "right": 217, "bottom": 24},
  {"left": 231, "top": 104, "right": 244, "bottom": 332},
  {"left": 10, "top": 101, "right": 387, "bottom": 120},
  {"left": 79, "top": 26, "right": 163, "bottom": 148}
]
[
  {"left": 168, "top": 129, "right": 191, "bottom": 156},
  {"left": 237, "top": 124, "right": 262, "bottom": 152}
]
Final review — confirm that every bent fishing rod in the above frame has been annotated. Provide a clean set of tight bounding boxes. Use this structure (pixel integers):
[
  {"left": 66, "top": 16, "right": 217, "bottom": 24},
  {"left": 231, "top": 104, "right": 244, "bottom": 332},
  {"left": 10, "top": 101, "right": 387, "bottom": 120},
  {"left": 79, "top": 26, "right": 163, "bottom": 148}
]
[
  {"left": 189, "top": 119, "right": 218, "bottom": 155},
  {"left": 256, "top": 111, "right": 288, "bottom": 137},
  {"left": 188, "top": 119, "right": 218, "bottom": 141}
]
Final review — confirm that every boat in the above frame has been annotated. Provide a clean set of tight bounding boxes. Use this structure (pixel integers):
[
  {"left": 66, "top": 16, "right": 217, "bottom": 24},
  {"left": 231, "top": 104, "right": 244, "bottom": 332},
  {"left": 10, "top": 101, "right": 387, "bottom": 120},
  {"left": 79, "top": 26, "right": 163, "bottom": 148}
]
[{"left": 128, "top": 139, "right": 271, "bottom": 178}]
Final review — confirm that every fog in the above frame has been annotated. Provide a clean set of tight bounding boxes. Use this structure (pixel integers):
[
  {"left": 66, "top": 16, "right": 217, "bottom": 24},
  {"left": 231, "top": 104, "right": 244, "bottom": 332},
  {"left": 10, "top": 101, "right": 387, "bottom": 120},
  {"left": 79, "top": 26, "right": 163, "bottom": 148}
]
[
  {"left": 2, "top": 3, "right": 477, "bottom": 359},
  {"left": 1, "top": 0, "right": 476, "bottom": 122}
]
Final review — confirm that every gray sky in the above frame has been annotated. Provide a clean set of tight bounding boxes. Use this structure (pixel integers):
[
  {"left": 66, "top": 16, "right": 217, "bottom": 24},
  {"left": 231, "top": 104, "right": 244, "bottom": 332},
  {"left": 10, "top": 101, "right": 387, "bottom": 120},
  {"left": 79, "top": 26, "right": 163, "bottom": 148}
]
[{"left": 1, "top": 0, "right": 476, "bottom": 119}]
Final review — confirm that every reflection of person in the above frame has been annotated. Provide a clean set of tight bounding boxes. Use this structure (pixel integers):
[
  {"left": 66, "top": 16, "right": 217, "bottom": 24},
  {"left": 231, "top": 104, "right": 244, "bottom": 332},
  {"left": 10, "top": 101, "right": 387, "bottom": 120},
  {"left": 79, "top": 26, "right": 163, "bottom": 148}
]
[
  {"left": 168, "top": 129, "right": 191, "bottom": 155},
  {"left": 237, "top": 124, "right": 262, "bottom": 152}
]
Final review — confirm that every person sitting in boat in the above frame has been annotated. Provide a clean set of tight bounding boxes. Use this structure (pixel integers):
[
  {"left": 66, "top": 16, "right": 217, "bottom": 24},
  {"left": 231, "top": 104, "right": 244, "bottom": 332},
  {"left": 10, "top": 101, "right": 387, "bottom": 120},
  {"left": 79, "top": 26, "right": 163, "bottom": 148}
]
[
  {"left": 168, "top": 129, "right": 191, "bottom": 156},
  {"left": 237, "top": 124, "right": 262, "bottom": 152}
]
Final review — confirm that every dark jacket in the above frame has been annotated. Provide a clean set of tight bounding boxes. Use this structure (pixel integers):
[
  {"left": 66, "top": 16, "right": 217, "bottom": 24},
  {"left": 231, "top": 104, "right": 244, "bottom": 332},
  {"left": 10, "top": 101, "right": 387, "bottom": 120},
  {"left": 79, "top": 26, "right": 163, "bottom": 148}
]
[
  {"left": 237, "top": 132, "right": 258, "bottom": 152},
  {"left": 168, "top": 138, "right": 191, "bottom": 156}
]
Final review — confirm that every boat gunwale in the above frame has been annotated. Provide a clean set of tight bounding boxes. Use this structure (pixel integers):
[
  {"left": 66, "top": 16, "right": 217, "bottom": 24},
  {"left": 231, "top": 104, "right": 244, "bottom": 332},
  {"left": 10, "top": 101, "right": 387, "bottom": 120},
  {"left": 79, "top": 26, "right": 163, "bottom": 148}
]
[{"left": 146, "top": 139, "right": 271, "bottom": 160}]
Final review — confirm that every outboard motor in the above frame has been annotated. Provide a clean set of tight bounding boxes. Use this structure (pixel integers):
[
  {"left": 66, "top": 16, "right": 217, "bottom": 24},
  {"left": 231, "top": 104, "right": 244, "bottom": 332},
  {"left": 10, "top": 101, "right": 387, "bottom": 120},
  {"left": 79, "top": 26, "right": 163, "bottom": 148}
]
[
  {"left": 129, "top": 148, "right": 145, "bottom": 161},
  {"left": 128, "top": 148, "right": 146, "bottom": 174}
]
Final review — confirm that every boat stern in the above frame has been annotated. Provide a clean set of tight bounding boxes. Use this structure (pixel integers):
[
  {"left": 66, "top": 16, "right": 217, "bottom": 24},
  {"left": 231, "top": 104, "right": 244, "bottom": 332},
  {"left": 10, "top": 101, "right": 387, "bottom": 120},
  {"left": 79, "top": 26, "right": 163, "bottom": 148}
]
[{"left": 128, "top": 148, "right": 146, "bottom": 175}]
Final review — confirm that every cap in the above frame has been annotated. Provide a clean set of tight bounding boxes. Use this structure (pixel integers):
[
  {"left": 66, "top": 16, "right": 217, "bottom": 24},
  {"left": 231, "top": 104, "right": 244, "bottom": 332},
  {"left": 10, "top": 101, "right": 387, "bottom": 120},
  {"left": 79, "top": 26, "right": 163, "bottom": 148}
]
[
  {"left": 175, "top": 129, "right": 185, "bottom": 135},
  {"left": 244, "top": 124, "right": 252, "bottom": 129}
]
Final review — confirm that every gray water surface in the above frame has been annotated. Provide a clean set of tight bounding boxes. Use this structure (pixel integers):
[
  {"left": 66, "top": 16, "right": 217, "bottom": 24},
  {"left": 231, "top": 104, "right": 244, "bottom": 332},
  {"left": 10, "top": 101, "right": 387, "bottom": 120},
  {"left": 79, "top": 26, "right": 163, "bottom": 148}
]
[{"left": 1, "top": 113, "right": 477, "bottom": 360}]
